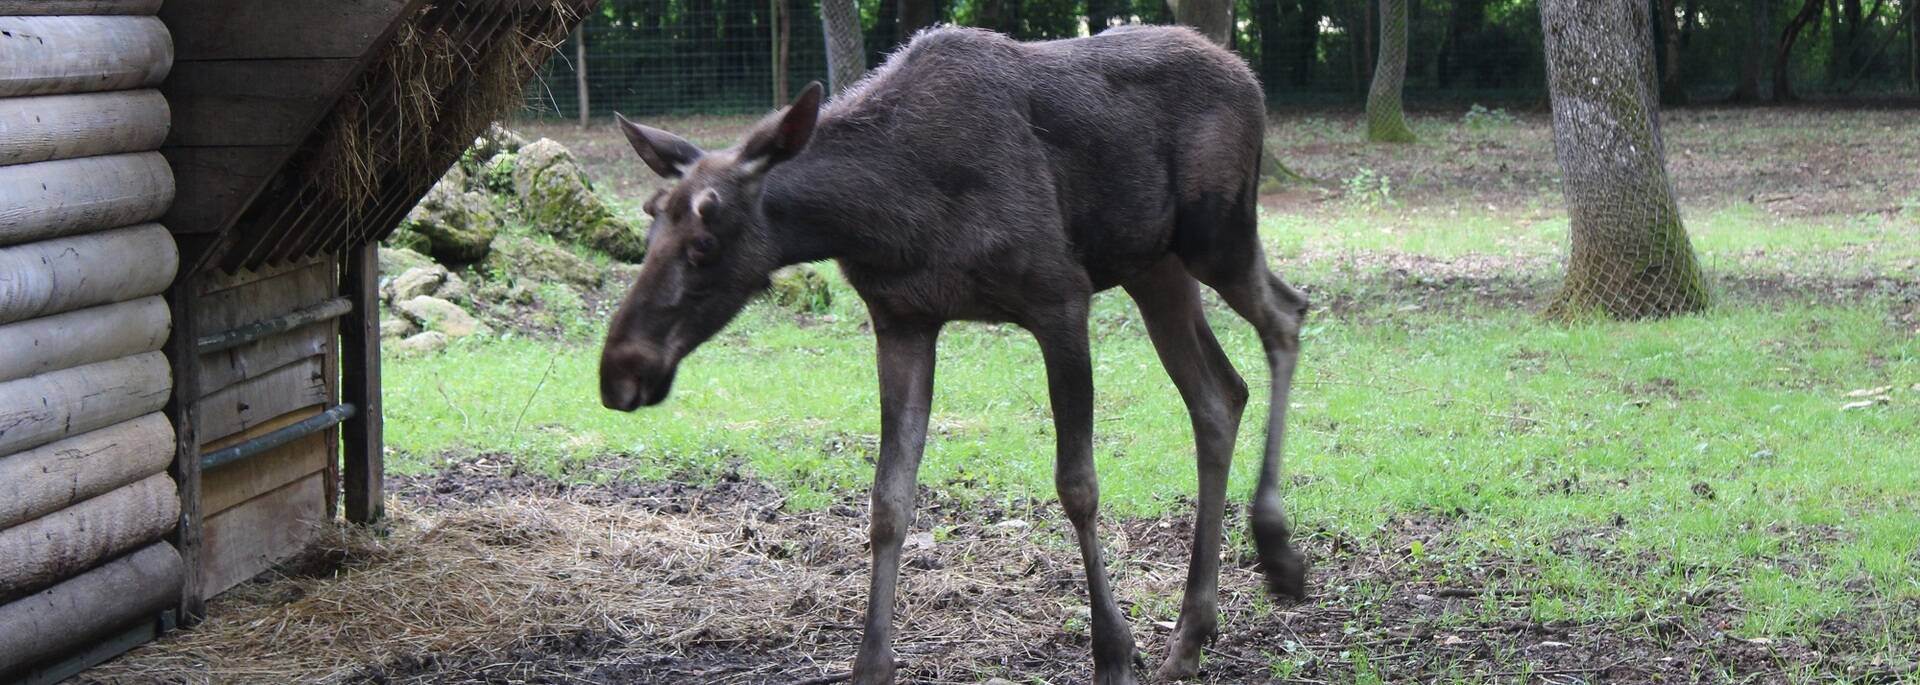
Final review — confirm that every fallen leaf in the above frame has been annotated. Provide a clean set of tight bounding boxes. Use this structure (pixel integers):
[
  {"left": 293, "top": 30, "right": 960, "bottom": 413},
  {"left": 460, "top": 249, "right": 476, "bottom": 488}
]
[
  {"left": 1841, "top": 399, "right": 1882, "bottom": 411},
  {"left": 904, "top": 532, "right": 935, "bottom": 550},
  {"left": 1539, "top": 641, "right": 1573, "bottom": 648},
  {"left": 1154, "top": 620, "right": 1178, "bottom": 632},
  {"left": 1437, "top": 635, "right": 1468, "bottom": 646},
  {"left": 1845, "top": 386, "right": 1893, "bottom": 398}
]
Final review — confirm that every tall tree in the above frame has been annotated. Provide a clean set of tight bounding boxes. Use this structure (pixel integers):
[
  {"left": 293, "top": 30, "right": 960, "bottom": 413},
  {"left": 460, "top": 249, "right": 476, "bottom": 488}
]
[
  {"left": 1087, "top": 0, "right": 1114, "bottom": 33},
  {"left": 1170, "top": 0, "right": 1233, "bottom": 44},
  {"left": 1653, "top": 0, "right": 1689, "bottom": 104},
  {"left": 899, "top": 0, "right": 939, "bottom": 39},
  {"left": 1730, "top": 0, "right": 1772, "bottom": 101},
  {"left": 1289, "top": 0, "right": 1322, "bottom": 86},
  {"left": 1539, "top": 0, "right": 1708, "bottom": 318},
  {"left": 1774, "top": 0, "right": 1826, "bottom": 101},
  {"left": 1365, "top": 0, "right": 1416, "bottom": 142},
  {"left": 1255, "top": 0, "right": 1286, "bottom": 86},
  {"left": 1439, "top": 0, "right": 1488, "bottom": 88},
  {"left": 820, "top": 0, "right": 866, "bottom": 94}
]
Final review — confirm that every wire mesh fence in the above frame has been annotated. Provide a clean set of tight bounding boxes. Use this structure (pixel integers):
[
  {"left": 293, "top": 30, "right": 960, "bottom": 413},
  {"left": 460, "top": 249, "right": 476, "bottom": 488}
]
[{"left": 519, "top": 0, "right": 1920, "bottom": 119}]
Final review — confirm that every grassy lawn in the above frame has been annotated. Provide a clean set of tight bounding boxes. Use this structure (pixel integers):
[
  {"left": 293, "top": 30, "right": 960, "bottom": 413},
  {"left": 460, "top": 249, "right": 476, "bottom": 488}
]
[
  {"left": 368, "top": 109, "right": 1920, "bottom": 678},
  {"left": 386, "top": 203, "right": 1919, "bottom": 656}
]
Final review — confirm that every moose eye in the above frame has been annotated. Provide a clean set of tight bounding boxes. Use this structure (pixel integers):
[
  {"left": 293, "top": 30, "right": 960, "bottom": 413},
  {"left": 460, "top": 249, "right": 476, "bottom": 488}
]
[{"left": 686, "top": 234, "right": 720, "bottom": 266}]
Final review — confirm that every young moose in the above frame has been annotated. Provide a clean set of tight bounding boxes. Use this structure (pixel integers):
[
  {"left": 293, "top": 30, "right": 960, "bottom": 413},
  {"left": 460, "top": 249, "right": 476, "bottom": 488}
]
[{"left": 601, "top": 25, "right": 1309, "bottom": 684}]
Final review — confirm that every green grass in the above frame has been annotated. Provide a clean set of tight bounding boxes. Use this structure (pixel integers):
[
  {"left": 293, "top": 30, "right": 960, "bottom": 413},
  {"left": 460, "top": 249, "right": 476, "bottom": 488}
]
[{"left": 412, "top": 110, "right": 1920, "bottom": 665}]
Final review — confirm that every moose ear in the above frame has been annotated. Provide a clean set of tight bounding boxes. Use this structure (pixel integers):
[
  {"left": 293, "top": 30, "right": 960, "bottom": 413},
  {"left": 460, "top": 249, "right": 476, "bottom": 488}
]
[
  {"left": 739, "top": 81, "right": 824, "bottom": 170},
  {"left": 616, "top": 113, "right": 703, "bottom": 179}
]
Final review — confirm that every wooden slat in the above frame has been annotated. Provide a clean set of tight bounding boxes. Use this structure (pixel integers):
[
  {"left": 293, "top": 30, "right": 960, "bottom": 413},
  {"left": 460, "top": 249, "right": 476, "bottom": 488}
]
[
  {"left": 162, "top": 0, "right": 415, "bottom": 61},
  {"left": 0, "top": 351, "right": 171, "bottom": 457},
  {"left": 0, "top": 297, "right": 170, "bottom": 384},
  {"left": 0, "top": 90, "right": 169, "bottom": 167},
  {"left": 193, "top": 257, "right": 332, "bottom": 332},
  {"left": 202, "top": 406, "right": 329, "bottom": 516},
  {"left": 0, "top": 16, "right": 171, "bottom": 97},
  {"left": 199, "top": 322, "right": 333, "bottom": 398},
  {"left": 342, "top": 242, "right": 384, "bottom": 524},
  {"left": 0, "top": 542, "right": 179, "bottom": 678},
  {"left": 0, "top": 1, "right": 162, "bottom": 15},
  {"left": 195, "top": 356, "right": 330, "bottom": 445},
  {"left": 0, "top": 154, "right": 175, "bottom": 248},
  {"left": 199, "top": 472, "right": 322, "bottom": 598},
  {"left": 163, "top": 59, "right": 360, "bottom": 148}
]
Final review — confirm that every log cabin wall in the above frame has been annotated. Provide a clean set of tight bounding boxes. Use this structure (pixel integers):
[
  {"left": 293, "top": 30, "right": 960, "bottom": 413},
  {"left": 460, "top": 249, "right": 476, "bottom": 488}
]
[{"left": 0, "top": 1, "right": 184, "bottom": 681}]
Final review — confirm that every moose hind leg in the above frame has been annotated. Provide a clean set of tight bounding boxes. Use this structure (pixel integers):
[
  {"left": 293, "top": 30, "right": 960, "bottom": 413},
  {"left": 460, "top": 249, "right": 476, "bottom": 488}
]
[
  {"left": 1033, "top": 306, "right": 1139, "bottom": 684},
  {"left": 1206, "top": 264, "right": 1310, "bottom": 599},
  {"left": 1124, "top": 257, "right": 1249, "bottom": 680}
]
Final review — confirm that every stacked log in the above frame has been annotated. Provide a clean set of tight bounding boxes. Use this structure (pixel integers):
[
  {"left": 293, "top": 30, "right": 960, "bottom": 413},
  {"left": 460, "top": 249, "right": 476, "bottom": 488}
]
[{"left": 0, "top": 5, "right": 180, "bottom": 681}]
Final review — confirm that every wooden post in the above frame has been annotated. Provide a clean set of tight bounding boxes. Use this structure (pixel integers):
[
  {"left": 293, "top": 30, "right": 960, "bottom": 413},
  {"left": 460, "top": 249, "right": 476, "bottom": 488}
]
[
  {"left": 574, "top": 24, "right": 589, "bottom": 127},
  {"left": 340, "top": 242, "right": 384, "bottom": 524},
  {"left": 773, "top": 0, "right": 789, "bottom": 106},
  {"left": 163, "top": 275, "right": 204, "bottom": 625}
]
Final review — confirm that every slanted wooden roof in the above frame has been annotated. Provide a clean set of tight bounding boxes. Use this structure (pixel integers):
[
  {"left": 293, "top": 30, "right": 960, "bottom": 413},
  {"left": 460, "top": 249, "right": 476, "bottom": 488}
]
[{"left": 161, "top": 0, "right": 592, "bottom": 274}]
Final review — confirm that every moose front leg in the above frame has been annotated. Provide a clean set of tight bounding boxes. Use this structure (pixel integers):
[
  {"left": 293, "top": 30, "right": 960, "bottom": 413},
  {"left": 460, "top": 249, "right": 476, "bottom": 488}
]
[
  {"left": 851, "top": 320, "right": 940, "bottom": 685},
  {"left": 1033, "top": 306, "right": 1140, "bottom": 685}
]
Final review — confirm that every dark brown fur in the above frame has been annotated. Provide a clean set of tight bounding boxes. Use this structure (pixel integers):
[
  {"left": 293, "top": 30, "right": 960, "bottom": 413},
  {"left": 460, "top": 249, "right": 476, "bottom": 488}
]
[{"left": 601, "top": 26, "right": 1309, "bottom": 684}]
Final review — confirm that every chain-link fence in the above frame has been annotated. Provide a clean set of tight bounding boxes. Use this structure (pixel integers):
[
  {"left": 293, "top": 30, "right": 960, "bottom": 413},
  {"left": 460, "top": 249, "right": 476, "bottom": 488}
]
[{"left": 519, "top": 0, "right": 1920, "bottom": 118}]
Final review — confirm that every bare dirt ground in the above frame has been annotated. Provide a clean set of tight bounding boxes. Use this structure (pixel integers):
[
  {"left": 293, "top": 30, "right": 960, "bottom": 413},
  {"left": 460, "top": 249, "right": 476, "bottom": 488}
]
[
  {"left": 517, "top": 106, "right": 1920, "bottom": 217},
  {"left": 83, "top": 464, "right": 1912, "bottom": 685}
]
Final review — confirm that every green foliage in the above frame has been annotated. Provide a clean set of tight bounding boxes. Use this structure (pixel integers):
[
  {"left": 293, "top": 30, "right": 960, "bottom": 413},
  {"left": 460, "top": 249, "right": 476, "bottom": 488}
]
[
  {"left": 1342, "top": 167, "right": 1394, "bottom": 207},
  {"left": 1461, "top": 103, "right": 1517, "bottom": 129}
]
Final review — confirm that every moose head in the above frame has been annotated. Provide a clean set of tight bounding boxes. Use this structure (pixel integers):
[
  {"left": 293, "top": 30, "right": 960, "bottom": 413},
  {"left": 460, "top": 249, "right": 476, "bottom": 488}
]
[{"left": 598, "top": 82, "right": 824, "bottom": 411}]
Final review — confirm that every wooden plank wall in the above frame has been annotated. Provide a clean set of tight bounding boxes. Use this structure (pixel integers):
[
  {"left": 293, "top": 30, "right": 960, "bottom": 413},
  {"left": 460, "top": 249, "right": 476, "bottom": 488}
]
[
  {"left": 157, "top": 0, "right": 420, "bottom": 274},
  {"left": 0, "top": 3, "right": 180, "bottom": 681},
  {"left": 192, "top": 256, "right": 340, "bottom": 599}
]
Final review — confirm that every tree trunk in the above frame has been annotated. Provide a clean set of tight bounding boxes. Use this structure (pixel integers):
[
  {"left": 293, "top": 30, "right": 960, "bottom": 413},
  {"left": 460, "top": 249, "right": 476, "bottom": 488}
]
[
  {"left": 1088, "top": 0, "right": 1113, "bottom": 34},
  {"left": 819, "top": 0, "right": 866, "bottom": 94},
  {"left": 1439, "top": 0, "right": 1487, "bottom": 88},
  {"left": 1774, "top": 0, "right": 1825, "bottom": 101},
  {"left": 1282, "top": 0, "right": 1320, "bottom": 87},
  {"left": 1655, "top": 0, "right": 1689, "bottom": 104},
  {"left": 875, "top": 0, "right": 898, "bottom": 54},
  {"left": 1539, "top": 0, "right": 1708, "bottom": 319},
  {"left": 1365, "top": 0, "right": 1415, "bottom": 142},
  {"left": 1730, "top": 0, "right": 1771, "bottom": 101},
  {"left": 1255, "top": 0, "right": 1284, "bottom": 86},
  {"left": 899, "top": 0, "right": 936, "bottom": 37},
  {"left": 1170, "top": 0, "right": 1233, "bottom": 45}
]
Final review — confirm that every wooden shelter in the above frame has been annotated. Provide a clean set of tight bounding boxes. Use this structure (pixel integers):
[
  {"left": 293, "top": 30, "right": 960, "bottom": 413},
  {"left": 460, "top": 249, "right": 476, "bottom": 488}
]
[{"left": 0, "top": 1, "right": 591, "bottom": 681}]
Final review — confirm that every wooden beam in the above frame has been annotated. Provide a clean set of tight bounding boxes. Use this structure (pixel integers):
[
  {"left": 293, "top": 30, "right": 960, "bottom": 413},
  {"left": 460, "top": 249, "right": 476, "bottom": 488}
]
[
  {"left": 158, "top": 146, "right": 289, "bottom": 238},
  {"left": 162, "top": 0, "right": 414, "bottom": 61},
  {"left": 162, "top": 59, "right": 360, "bottom": 148},
  {"left": 163, "top": 275, "right": 204, "bottom": 624},
  {"left": 0, "top": 90, "right": 169, "bottom": 168},
  {"left": 0, "top": 154, "right": 174, "bottom": 248},
  {"left": 0, "top": 413, "right": 174, "bottom": 530},
  {"left": 195, "top": 356, "right": 330, "bottom": 445},
  {"left": 0, "top": 542, "right": 180, "bottom": 678},
  {"left": 0, "top": 472, "right": 178, "bottom": 604},
  {"left": 0, "top": 1, "right": 162, "bottom": 15},
  {"left": 341, "top": 242, "right": 383, "bottom": 524},
  {"left": 0, "top": 297, "right": 171, "bottom": 384},
  {"left": 0, "top": 16, "right": 171, "bottom": 97},
  {"left": 0, "top": 224, "right": 178, "bottom": 325},
  {"left": 0, "top": 351, "right": 171, "bottom": 457}
]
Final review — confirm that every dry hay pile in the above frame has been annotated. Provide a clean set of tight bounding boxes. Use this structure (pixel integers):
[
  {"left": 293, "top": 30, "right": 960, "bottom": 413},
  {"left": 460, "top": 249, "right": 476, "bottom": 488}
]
[{"left": 79, "top": 492, "right": 1240, "bottom": 684}]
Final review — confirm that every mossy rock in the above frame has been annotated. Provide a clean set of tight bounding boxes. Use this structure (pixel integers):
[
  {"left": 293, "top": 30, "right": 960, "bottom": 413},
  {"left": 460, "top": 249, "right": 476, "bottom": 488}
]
[
  {"left": 384, "top": 223, "right": 431, "bottom": 254},
  {"left": 480, "top": 151, "right": 518, "bottom": 195},
  {"left": 768, "top": 265, "right": 832, "bottom": 314},
  {"left": 512, "top": 138, "right": 646, "bottom": 262},
  {"left": 378, "top": 247, "right": 434, "bottom": 275},
  {"left": 405, "top": 176, "right": 502, "bottom": 264},
  {"left": 481, "top": 236, "right": 603, "bottom": 289}
]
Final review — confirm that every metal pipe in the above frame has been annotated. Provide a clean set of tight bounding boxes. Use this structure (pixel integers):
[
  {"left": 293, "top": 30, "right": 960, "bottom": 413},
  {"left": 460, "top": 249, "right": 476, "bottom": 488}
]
[
  {"left": 196, "top": 297, "right": 353, "bottom": 353},
  {"left": 200, "top": 403, "right": 357, "bottom": 471}
]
